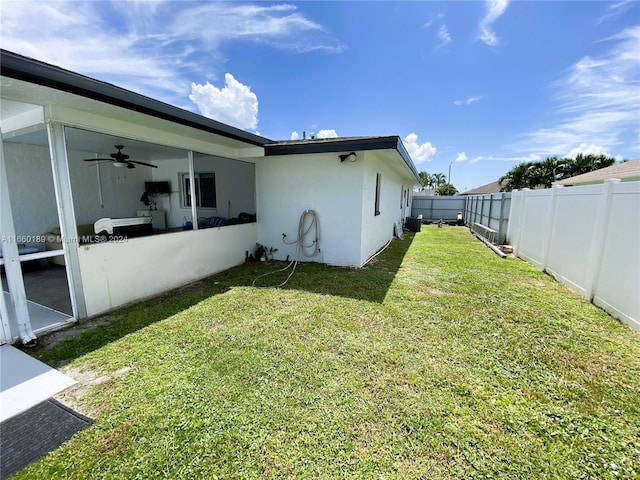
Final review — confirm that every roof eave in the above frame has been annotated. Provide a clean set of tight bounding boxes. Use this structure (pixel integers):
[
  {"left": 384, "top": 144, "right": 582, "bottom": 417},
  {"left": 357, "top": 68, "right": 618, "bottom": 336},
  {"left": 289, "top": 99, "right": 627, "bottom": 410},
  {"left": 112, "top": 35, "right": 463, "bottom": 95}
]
[
  {"left": 265, "top": 136, "right": 421, "bottom": 183},
  {"left": 0, "top": 49, "right": 270, "bottom": 147}
]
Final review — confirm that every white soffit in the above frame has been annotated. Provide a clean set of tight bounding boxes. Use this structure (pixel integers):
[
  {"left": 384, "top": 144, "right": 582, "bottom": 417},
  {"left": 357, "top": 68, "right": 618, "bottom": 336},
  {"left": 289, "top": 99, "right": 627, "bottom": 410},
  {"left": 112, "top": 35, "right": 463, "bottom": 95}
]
[{"left": 0, "top": 98, "right": 44, "bottom": 137}]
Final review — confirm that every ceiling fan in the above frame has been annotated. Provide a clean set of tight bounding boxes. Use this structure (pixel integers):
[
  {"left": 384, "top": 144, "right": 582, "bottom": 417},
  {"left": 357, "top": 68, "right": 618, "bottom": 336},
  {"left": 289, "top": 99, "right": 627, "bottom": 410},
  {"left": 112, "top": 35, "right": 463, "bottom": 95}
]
[{"left": 83, "top": 145, "right": 158, "bottom": 169}]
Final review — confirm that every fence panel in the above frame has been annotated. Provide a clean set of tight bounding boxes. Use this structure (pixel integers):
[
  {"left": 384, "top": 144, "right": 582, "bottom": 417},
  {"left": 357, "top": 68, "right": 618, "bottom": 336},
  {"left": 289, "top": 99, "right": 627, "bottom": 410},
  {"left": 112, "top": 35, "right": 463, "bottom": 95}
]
[
  {"left": 508, "top": 181, "right": 639, "bottom": 331},
  {"left": 411, "top": 196, "right": 466, "bottom": 222},
  {"left": 462, "top": 192, "right": 511, "bottom": 243}
]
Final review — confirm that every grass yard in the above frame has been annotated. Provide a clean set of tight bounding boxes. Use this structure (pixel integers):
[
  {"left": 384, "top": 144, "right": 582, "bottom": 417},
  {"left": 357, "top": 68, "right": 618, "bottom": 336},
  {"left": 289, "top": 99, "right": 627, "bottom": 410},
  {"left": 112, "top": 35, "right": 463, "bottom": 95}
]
[{"left": 19, "top": 226, "right": 640, "bottom": 479}]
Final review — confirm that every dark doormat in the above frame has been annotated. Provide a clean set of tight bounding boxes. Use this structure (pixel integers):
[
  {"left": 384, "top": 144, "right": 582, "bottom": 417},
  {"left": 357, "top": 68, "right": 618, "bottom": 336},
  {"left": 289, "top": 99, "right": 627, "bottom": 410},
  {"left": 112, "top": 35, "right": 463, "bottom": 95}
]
[{"left": 0, "top": 398, "right": 93, "bottom": 479}]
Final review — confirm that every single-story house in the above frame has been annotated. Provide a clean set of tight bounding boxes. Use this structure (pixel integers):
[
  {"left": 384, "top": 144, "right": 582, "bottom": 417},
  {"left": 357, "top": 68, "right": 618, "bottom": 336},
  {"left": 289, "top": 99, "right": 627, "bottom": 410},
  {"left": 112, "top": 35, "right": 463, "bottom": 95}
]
[
  {"left": 555, "top": 158, "right": 640, "bottom": 186},
  {"left": 0, "top": 50, "right": 420, "bottom": 346}
]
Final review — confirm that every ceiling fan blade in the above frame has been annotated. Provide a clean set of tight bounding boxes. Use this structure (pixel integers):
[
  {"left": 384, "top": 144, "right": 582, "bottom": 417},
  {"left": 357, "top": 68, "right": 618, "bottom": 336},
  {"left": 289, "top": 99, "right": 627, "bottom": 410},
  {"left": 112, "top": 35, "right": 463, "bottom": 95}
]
[
  {"left": 129, "top": 160, "right": 158, "bottom": 168},
  {"left": 83, "top": 158, "right": 113, "bottom": 162}
]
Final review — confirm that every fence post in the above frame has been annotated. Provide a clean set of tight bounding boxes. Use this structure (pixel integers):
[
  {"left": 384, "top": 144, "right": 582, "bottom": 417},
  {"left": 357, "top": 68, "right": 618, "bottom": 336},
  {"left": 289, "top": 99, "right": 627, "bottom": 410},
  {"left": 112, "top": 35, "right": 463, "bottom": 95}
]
[
  {"left": 583, "top": 179, "right": 620, "bottom": 301},
  {"left": 513, "top": 189, "right": 529, "bottom": 258},
  {"left": 498, "top": 193, "right": 506, "bottom": 243},
  {"left": 540, "top": 185, "right": 563, "bottom": 272},
  {"left": 488, "top": 194, "right": 494, "bottom": 229}
]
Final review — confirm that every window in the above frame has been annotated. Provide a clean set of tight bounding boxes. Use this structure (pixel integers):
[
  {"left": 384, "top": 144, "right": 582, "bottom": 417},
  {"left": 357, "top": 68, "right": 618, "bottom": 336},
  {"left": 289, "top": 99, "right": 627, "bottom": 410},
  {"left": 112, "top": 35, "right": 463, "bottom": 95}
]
[
  {"left": 374, "top": 173, "right": 381, "bottom": 216},
  {"left": 180, "top": 172, "right": 216, "bottom": 209}
]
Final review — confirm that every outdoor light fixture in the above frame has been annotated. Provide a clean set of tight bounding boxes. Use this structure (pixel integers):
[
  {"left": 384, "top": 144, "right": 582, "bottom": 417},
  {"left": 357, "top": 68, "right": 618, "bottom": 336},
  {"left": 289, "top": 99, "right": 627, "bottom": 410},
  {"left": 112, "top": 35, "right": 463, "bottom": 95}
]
[{"left": 339, "top": 152, "right": 357, "bottom": 162}]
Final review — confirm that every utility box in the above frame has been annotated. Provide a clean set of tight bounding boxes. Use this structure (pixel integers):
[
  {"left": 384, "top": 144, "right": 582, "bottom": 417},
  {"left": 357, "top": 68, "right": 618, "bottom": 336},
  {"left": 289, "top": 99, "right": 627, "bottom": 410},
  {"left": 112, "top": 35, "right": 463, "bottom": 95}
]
[{"left": 406, "top": 217, "right": 422, "bottom": 232}]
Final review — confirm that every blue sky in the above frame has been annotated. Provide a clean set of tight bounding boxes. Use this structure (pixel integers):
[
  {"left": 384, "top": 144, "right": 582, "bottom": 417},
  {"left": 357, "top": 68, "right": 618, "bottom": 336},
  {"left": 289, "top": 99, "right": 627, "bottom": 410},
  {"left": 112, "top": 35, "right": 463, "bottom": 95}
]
[{"left": 1, "top": 1, "right": 639, "bottom": 191}]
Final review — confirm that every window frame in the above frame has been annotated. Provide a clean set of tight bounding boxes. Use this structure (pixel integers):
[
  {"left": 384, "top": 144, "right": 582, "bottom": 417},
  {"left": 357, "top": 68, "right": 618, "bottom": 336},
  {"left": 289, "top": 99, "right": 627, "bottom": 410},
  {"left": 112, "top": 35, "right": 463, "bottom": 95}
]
[
  {"left": 374, "top": 173, "right": 381, "bottom": 216},
  {"left": 180, "top": 172, "right": 217, "bottom": 209}
]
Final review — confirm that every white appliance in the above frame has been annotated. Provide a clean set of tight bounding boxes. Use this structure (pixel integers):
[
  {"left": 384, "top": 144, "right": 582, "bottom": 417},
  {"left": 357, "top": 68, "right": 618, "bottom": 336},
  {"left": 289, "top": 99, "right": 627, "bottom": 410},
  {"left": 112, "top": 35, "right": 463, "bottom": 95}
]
[{"left": 137, "top": 210, "right": 166, "bottom": 230}]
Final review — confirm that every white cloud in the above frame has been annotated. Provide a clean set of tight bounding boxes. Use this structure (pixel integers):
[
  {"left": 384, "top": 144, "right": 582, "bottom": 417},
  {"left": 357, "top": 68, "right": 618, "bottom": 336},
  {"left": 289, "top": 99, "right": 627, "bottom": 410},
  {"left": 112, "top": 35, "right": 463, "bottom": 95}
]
[
  {"left": 471, "top": 153, "right": 541, "bottom": 164},
  {"left": 596, "top": 1, "right": 634, "bottom": 25},
  {"left": 290, "top": 131, "right": 300, "bottom": 140},
  {"left": 478, "top": 0, "right": 509, "bottom": 46},
  {"left": 514, "top": 26, "right": 640, "bottom": 158},
  {"left": 454, "top": 96, "right": 480, "bottom": 106},
  {"left": 170, "top": 3, "right": 346, "bottom": 54},
  {"left": 403, "top": 133, "right": 437, "bottom": 164},
  {"left": 565, "top": 144, "right": 611, "bottom": 159},
  {"left": 455, "top": 152, "right": 468, "bottom": 162},
  {"left": 423, "top": 13, "right": 444, "bottom": 28},
  {"left": 189, "top": 74, "right": 258, "bottom": 130},
  {"left": 437, "top": 25, "right": 452, "bottom": 48},
  {"left": 317, "top": 129, "right": 339, "bottom": 139},
  {"left": 0, "top": 0, "right": 345, "bottom": 110}
]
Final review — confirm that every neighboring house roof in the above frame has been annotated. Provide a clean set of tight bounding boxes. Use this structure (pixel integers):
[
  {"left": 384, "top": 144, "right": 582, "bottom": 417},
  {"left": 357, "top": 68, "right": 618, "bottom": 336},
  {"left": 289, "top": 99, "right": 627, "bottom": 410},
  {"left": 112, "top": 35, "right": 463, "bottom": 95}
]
[
  {"left": 265, "top": 136, "right": 421, "bottom": 183},
  {"left": 556, "top": 158, "right": 640, "bottom": 186},
  {"left": 459, "top": 181, "right": 503, "bottom": 195},
  {"left": 0, "top": 49, "right": 269, "bottom": 147}
]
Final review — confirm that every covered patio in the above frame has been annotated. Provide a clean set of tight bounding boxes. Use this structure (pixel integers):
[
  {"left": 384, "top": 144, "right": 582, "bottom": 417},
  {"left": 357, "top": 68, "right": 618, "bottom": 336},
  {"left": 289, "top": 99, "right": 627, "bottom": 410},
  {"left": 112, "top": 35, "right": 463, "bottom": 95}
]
[{"left": 1, "top": 51, "right": 265, "bottom": 345}]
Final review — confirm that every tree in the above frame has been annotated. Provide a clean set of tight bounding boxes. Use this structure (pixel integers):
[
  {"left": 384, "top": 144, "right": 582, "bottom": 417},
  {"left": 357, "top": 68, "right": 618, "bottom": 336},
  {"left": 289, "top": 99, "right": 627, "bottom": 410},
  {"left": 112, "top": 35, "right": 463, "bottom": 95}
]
[
  {"left": 499, "top": 153, "right": 617, "bottom": 191},
  {"left": 529, "top": 156, "right": 565, "bottom": 189},
  {"left": 418, "top": 171, "right": 436, "bottom": 194},
  {"left": 563, "top": 153, "right": 616, "bottom": 178},
  {"left": 435, "top": 182, "right": 458, "bottom": 196},
  {"left": 433, "top": 173, "right": 446, "bottom": 189},
  {"left": 418, "top": 171, "right": 430, "bottom": 189},
  {"left": 499, "top": 161, "right": 534, "bottom": 191}
]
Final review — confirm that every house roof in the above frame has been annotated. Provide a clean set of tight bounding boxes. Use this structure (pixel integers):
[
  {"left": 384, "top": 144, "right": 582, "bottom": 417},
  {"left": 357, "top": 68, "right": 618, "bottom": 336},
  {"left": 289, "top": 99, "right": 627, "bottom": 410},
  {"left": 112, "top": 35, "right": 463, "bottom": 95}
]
[
  {"left": 555, "top": 158, "right": 640, "bottom": 186},
  {"left": 459, "top": 180, "right": 503, "bottom": 196},
  {"left": 0, "top": 49, "right": 270, "bottom": 147},
  {"left": 265, "top": 136, "right": 421, "bottom": 183},
  {"left": 1, "top": 49, "right": 420, "bottom": 182}
]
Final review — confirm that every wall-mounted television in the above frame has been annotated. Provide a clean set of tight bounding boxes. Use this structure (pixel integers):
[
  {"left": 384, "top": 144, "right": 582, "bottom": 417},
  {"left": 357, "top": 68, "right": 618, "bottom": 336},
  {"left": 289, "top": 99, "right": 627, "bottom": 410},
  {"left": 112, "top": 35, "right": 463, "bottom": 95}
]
[{"left": 145, "top": 181, "right": 171, "bottom": 194}]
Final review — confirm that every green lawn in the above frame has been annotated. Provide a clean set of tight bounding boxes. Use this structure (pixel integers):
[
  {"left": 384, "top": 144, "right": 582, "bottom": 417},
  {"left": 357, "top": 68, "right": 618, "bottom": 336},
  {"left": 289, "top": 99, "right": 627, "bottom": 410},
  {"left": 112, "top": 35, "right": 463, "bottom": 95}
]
[{"left": 21, "top": 226, "right": 640, "bottom": 479}]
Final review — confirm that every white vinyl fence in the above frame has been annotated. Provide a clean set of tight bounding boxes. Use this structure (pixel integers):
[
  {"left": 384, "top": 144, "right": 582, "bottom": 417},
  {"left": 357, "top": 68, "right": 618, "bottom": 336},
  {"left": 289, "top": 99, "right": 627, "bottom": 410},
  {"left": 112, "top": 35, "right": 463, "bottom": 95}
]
[{"left": 507, "top": 180, "right": 639, "bottom": 331}]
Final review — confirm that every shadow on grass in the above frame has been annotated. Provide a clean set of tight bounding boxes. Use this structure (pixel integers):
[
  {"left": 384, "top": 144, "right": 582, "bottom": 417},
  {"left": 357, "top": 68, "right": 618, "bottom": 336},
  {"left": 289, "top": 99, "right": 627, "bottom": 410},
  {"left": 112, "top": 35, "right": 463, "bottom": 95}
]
[
  {"left": 31, "top": 233, "right": 415, "bottom": 365},
  {"left": 249, "top": 232, "right": 416, "bottom": 302}
]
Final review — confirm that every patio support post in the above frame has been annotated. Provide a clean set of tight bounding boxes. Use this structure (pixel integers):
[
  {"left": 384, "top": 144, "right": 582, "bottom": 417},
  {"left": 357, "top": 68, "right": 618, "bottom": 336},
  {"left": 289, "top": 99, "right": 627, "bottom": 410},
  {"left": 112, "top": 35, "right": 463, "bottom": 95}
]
[
  {"left": 46, "top": 122, "right": 87, "bottom": 319},
  {"left": 187, "top": 150, "right": 198, "bottom": 231},
  {"left": 0, "top": 129, "right": 36, "bottom": 344}
]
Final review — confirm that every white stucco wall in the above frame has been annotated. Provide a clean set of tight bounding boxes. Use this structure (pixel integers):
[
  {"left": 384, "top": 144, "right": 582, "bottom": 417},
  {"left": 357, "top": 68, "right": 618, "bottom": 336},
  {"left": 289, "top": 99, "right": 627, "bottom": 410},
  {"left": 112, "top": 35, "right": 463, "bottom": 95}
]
[
  {"left": 78, "top": 223, "right": 257, "bottom": 316},
  {"left": 256, "top": 152, "right": 365, "bottom": 266},
  {"left": 359, "top": 151, "right": 411, "bottom": 265},
  {"left": 256, "top": 150, "right": 417, "bottom": 267}
]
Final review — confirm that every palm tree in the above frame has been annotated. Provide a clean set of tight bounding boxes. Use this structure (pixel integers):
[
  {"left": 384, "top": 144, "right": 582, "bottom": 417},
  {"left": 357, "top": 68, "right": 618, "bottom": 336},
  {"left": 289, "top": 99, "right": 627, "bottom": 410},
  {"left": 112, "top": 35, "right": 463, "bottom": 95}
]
[
  {"left": 529, "top": 156, "right": 564, "bottom": 188},
  {"left": 418, "top": 171, "right": 430, "bottom": 191},
  {"left": 433, "top": 173, "right": 446, "bottom": 189},
  {"left": 499, "top": 162, "right": 533, "bottom": 191},
  {"left": 561, "top": 153, "right": 616, "bottom": 179}
]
